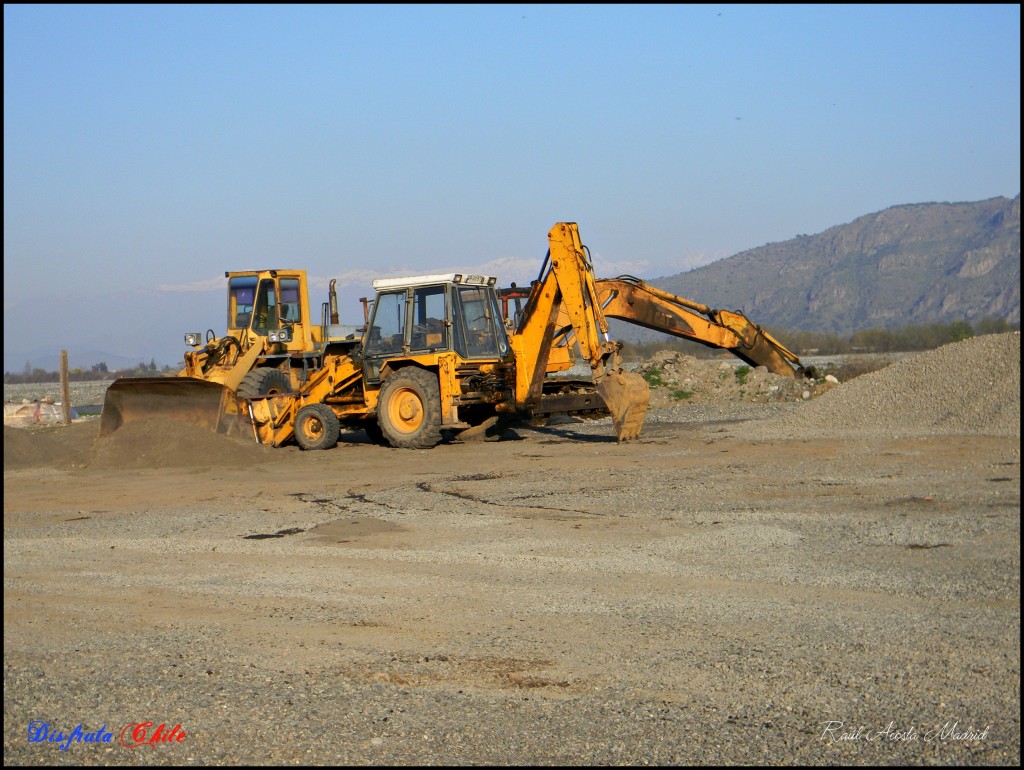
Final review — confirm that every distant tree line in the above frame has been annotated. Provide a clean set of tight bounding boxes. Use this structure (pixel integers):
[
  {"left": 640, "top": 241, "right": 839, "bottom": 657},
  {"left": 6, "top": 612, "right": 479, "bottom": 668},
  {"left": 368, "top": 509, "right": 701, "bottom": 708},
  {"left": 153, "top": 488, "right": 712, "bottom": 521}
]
[
  {"left": 619, "top": 317, "right": 1019, "bottom": 362},
  {"left": 4, "top": 359, "right": 178, "bottom": 385}
]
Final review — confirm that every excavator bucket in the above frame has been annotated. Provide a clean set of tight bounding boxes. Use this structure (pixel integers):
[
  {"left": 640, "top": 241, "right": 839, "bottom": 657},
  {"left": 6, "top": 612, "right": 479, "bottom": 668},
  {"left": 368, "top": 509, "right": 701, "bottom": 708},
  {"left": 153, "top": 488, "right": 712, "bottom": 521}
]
[
  {"left": 98, "top": 377, "right": 242, "bottom": 439},
  {"left": 595, "top": 371, "right": 650, "bottom": 442}
]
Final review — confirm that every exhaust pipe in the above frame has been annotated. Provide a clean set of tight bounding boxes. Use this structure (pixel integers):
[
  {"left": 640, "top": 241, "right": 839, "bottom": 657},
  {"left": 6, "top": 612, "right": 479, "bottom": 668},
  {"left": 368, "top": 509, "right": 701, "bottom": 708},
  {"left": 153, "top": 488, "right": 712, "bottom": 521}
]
[{"left": 329, "top": 279, "right": 339, "bottom": 325}]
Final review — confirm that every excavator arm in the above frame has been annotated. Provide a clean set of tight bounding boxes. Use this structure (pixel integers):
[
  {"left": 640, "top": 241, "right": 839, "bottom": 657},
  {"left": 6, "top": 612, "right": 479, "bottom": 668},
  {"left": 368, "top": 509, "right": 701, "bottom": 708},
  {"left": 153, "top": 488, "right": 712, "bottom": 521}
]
[
  {"left": 509, "top": 223, "right": 650, "bottom": 441},
  {"left": 593, "top": 276, "right": 813, "bottom": 379}
]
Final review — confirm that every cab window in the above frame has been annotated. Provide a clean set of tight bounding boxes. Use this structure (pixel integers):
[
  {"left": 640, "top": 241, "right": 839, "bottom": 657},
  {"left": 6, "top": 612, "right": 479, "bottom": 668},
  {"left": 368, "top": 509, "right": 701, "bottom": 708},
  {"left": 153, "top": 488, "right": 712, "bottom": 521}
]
[
  {"left": 410, "top": 285, "right": 448, "bottom": 351},
  {"left": 452, "top": 286, "right": 507, "bottom": 358},
  {"left": 228, "top": 276, "right": 258, "bottom": 329},
  {"left": 364, "top": 291, "right": 406, "bottom": 356},
  {"left": 279, "top": 278, "right": 301, "bottom": 324},
  {"left": 252, "top": 280, "right": 279, "bottom": 333}
]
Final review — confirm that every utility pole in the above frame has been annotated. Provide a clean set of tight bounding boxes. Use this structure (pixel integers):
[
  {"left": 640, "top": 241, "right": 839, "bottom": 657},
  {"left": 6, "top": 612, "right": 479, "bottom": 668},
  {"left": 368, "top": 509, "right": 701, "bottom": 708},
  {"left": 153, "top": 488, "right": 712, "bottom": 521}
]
[{"left": 60, "top": 350, "right": 72, "bottom": 426}]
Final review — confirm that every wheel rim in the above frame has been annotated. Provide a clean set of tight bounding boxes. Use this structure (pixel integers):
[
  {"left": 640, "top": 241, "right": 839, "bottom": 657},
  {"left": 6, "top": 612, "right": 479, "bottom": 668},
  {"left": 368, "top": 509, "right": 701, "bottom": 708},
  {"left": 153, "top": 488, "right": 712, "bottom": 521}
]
[
  {"left": 304, "top": 417, "right": 324, "bottom": 440},
  {"left": 388, "top": 387, "right": 424, "bottom": 433}
]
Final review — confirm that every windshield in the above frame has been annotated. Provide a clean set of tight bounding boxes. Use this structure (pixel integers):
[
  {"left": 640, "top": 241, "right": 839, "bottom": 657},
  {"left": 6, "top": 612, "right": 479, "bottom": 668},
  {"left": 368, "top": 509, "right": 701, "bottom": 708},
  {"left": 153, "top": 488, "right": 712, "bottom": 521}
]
[
  {"left": 228, "top": 276, "right": 258, "bottom": 329},
  {"left": 364, "top": 291, "right": 406, "bottom": 356}
]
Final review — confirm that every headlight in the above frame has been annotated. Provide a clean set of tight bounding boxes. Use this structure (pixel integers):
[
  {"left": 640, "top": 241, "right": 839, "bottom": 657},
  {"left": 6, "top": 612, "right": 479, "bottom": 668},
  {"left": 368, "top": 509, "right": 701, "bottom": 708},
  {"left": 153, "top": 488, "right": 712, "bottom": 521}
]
[
  {"left": 184, "top": 332, "right": 202, "bottom": 346},
  {"left": 268, "top": 327, "right": 292, "bottom": 343}
]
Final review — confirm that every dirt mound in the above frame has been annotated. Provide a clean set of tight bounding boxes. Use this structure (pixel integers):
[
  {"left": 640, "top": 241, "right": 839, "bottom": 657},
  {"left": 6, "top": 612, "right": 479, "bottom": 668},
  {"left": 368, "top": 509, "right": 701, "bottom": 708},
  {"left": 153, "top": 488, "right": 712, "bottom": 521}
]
[
  {"left": 761, "top": 332, "right": 1021, "bottom": 438},
  {"left": 5, "top": 416, "right": 276, "bottom": 471},
  {"left": 635, "top": 351, "right": 824, "bottom": 407},
  {"left": 90, "top": 416, "right": 276, "bottom": 469},
  {"left": 4, "top": 422, "right": 98, "bottom": 470}
]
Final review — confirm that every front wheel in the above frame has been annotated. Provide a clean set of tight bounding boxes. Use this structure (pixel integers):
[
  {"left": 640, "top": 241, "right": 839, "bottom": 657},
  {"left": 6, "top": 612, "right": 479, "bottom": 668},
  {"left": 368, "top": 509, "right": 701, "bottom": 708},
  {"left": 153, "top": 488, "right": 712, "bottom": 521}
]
[
  {"left": 294, "top": 404, "right": 340, "bottom": 450},
  {"left": 377, "top": 367, "right": 443, "bottom": 449},
  {"left": 237, "top": 367, "right": 292, "bottom": 399}
]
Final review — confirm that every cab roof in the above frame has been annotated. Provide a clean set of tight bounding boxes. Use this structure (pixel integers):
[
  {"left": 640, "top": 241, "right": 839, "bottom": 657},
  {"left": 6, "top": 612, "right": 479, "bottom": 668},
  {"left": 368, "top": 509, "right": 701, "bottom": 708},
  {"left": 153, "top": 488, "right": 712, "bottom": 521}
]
[{"left": 372, "top": 273, "right": 497, "bottom": 290}]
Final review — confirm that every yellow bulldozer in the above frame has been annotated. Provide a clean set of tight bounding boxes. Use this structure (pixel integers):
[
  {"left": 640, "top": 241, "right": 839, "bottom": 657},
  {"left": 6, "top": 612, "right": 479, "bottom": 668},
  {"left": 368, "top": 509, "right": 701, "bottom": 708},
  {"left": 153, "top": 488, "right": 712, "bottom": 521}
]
[{"left": 100, "top": 222, "right": 651, "bottom": 448}]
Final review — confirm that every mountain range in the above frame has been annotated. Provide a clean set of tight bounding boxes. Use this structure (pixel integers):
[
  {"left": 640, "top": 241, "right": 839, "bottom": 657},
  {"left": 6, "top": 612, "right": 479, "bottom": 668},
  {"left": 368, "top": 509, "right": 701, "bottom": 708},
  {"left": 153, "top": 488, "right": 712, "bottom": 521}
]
[{"left": 613, "top": 194, "right": 1020, "bottom": 343}]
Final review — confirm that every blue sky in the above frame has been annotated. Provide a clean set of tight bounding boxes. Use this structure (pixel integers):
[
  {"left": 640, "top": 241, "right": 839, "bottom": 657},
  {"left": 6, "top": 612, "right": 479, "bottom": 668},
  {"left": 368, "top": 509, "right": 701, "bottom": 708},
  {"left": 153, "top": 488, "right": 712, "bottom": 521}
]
[{"left": 4, "top": 4, "right": 1020, "bottom": 370}]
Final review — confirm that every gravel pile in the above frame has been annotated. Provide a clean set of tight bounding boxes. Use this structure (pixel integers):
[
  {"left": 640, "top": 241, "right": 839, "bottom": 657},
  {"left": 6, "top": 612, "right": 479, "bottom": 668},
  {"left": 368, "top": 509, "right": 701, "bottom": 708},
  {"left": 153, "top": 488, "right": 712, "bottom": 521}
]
[{"left": 740, "top": 332, "right": 1020, "bottom": 439}]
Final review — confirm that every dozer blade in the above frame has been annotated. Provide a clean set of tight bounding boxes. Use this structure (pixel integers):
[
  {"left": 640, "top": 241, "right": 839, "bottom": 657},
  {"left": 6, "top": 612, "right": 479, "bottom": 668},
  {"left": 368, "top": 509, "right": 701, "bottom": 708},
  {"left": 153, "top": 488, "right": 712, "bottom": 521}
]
[
  {"left": 98, "top": 377, "right": 241, "bottom": 439},
  {"left": 596, "top": 371, "right": 650, "bottom": 442}
]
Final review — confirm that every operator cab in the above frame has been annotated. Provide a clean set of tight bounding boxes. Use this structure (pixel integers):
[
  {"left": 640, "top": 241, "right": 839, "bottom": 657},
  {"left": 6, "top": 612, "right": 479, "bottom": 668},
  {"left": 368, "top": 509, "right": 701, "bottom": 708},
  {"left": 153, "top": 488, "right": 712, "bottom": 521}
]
[
  {"left": 226, "top": 272, "right": 303, "bottom": 344},
  {"left": 362, "top": 273, "right": 509, "bottom": 381}
]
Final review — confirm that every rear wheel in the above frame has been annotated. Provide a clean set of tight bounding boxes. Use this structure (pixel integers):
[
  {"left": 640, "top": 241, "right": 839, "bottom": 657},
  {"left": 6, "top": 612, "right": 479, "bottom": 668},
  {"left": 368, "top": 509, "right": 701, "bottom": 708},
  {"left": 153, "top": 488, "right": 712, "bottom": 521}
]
[
  {"left": 237, "top": 367, "right": 292, "bottom": 399},
  {"left": 377, "top": 367, "right": 443, "bottom": 449},
  {"left": 294, "top": 404, "right": 340, "bottom": 450}
]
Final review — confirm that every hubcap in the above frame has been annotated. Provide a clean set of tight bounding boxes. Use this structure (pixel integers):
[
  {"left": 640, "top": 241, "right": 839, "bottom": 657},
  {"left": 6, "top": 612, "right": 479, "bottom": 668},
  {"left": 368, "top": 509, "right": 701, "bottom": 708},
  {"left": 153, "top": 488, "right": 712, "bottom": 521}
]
[{"left": 389, "top": 388, "right": 423, "bottom": 433}]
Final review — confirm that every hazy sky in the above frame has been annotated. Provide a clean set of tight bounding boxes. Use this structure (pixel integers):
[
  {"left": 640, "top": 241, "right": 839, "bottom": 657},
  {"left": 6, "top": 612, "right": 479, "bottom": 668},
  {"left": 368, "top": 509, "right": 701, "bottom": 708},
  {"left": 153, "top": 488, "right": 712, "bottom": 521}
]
[{"left": 4, "top": 4, "right": 1020, "bottom": 370}]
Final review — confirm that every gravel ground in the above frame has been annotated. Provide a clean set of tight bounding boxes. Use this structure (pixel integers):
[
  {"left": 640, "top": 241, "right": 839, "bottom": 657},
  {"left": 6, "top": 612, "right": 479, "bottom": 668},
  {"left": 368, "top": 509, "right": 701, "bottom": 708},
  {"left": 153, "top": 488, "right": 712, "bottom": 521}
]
[
  {"left": 3, "top": 335, "right": 1020, "bottom": 765},
  {"left": 3, "top": 380, "right": 114, "bottom": 408}
]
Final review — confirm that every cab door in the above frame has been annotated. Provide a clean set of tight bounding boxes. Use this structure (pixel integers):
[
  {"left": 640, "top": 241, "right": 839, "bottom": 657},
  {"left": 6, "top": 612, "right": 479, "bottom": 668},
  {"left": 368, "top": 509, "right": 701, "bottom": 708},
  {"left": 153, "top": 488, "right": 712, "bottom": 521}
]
[{"left": 362, "top": 290, "right": 409, "bottom": 383}]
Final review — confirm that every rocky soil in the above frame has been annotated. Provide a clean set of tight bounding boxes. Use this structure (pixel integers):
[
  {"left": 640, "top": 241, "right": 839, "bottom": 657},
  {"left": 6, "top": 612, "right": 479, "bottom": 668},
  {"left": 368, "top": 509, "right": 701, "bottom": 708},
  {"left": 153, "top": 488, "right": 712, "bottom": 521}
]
[
  {"left": 3, "top": 333, "right": 1020, "bottom": 765},
  {"left": 633, "top": 350, "right": 835, "bottom": 409},
  {"left": 3, "top": 380, "right": 113, "bottom": 409}
]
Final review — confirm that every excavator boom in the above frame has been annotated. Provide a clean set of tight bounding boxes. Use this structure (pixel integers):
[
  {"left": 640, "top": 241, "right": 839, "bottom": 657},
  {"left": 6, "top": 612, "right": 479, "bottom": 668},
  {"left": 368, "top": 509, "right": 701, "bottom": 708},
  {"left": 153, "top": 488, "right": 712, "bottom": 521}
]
[{"left": 593, "top": 275, "right": 812, "bottom": 379}]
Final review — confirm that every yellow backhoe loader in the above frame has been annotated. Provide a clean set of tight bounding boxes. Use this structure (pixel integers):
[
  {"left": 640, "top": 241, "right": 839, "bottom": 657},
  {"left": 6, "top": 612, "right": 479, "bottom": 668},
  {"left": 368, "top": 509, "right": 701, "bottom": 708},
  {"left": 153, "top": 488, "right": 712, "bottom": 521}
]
[
  {"left": 241, "top": 222, "right": 649, "bottom": 448},
  {"left": 100, "top": 222, "right": 651, "bottom": 449}
]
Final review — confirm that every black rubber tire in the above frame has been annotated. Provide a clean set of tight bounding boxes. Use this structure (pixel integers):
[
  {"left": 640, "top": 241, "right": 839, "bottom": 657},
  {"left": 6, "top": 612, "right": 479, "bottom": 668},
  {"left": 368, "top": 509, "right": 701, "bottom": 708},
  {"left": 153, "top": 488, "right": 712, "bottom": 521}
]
[
  {"left": 293, "top": 403, "right": 340, "bottom": 451},
  {"left": 236, "top": 367, "right": 292, "bottom": 399},
  {"left": 377, "top": 367, "right": 443, "bottom": 449}
]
